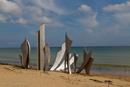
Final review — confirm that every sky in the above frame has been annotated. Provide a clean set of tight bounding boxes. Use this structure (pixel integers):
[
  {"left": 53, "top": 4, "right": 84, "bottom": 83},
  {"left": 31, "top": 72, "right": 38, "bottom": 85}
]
[{"left": 0, "top": 0, "right": 130, "bottom": 47}]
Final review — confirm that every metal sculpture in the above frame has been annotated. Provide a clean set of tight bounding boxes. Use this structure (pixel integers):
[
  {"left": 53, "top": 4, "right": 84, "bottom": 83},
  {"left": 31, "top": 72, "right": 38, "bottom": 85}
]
[
  {"left": 84, "top": 48, "right": 94, "bottom": 74},
  {"left": 19, "top": 54, "right": 23, "bottom": 67},
  {"left": 44, "top": 43, "right": 50, "bottom": 71},
  {"left": 85, "top": 58, "right": 94, "bottom": 74},
  {"left": 56, "top": 54, "right": 72, "bottom": 71},
  {"left": 21, "top": 38, "right": 30, "bottom": 68},
  {"left": 65, "top": 32, "right": 72, "bottom": 74},
  {"left": 50, "top": 42, "right": 66, "bottom": 71},
  {"left": 74, "top": 51, "right": 78, "bottom": 73},
  {"left": 76, "top": 48, "right": 93, "bottom": 73},
  {"left": 58, "top": 54, "right": 78, "bottom": 71},
  {"left": 37, "top": 24, "right": 45, "bottom": 70}
]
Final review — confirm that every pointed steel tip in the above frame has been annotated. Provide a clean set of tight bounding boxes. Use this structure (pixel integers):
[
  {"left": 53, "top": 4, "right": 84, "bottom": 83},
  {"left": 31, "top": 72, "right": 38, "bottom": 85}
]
[
  {"left": 24, "top": 37, "right": 27, "bottom": 42},
  {"left": 74, "top": 51, "right": 76, "bottom": 55},
  {"left": 84, "top": 47, "right": 86, "bottom": 51},
  {"left": 90, "top": 48, "right": 93, "bottom": 54},
  {"left": 46, "top": 43, "right": 49, "bottom": 47},
  {"left": 91, "top": 48, "right": 93, "bottom": 51},
  {"left": 41, "top": 23, "right": 45, "bottom": 26},
  {"left": 65, "top": 32, "right": 67, "bottom": 36}
]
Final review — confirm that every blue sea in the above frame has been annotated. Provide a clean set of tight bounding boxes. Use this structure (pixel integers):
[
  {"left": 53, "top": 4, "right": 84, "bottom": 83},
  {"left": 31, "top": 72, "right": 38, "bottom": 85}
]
[{"left": 0, "top": 46, "right": 130, "bottom": 76}]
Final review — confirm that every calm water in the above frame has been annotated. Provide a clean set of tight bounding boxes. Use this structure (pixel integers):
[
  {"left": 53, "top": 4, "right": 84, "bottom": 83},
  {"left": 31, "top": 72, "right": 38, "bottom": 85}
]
[{"left": 0, "top": 46, "right": 130, "bottom": 76}]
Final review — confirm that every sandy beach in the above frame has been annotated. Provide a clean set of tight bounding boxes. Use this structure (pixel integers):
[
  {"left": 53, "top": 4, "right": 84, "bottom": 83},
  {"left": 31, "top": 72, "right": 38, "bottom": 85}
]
[{"left": 0, "top": 63, "right": 130, "bottom": 87}]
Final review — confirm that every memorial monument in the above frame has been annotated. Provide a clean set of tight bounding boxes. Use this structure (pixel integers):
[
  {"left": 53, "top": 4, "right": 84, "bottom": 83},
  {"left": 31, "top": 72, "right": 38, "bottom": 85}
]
[
  {"left": 50, "top": 42, "right": 66, "bottom": 71},
  {"left": 76, "top": 48, "right": 93, "bottom": 73},
  {"left": 44, "top": 43, "right": 50, "bottom": 71},
  {"left": 37, "top": 24, "right": 45, "bottom": 70},
  {"left": 65, "top": 33, "right": 72, "bottom": 74},
  {"left": 20, "top": 38, "right": 30, "bottom": 69},
  {"left": 74, "top": 51, "right": 78, "bottom": 73},
  {"left": 37, "top": 24, "right": 50, "bottom": 71}
]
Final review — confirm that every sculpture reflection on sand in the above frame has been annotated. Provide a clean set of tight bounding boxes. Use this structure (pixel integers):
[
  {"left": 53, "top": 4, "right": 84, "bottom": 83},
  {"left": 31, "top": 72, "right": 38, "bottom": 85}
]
[{"left": 20, "top": 38, "right": 30, "bottom": 69}]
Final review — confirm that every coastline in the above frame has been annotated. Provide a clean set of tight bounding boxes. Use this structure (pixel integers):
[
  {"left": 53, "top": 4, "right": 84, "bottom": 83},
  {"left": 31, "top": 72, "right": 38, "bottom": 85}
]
[{"left": 0, "top": 62, "right": 130, "bottom": 87}]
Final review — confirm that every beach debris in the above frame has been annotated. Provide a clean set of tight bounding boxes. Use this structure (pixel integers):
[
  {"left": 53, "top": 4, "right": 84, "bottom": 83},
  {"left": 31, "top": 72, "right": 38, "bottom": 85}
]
[
  {"left": 104, "top": 80, "right": 112, "bottom": 83},
  {"left": 60, "top": 76, "right": 64, "bottom": 78},
  {"left": 89, "top": 79, "right": 103, "bottom": 83},
  {"left": 21, "top": 38, "right": 30, "bottom": 69},
  {"left": 104, "top": 80, "right": 113, "bottom": 87},
  {"left": 76, "top": 48, "right": 93, "bottom": 74}
]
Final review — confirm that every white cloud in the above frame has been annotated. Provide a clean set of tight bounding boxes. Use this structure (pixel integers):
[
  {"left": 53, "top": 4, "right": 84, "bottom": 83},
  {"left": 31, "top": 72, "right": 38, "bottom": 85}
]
[
  {"left": 16, "top": 18, "right": 27, "bottom": 24},
  {"left": 103, "top": 1, "right": 130, "bottom": 12},
  {"left": 0, "top": 14, "right": 7, "bottom": 23},
  {"left": 78, "top": 5, "right": 92, "bottom": 13},
  {"left": 0, "top": 0, "right": 64, "bottom": 27},
  {"left": 30, "top": 0, "right": 65, "bottom": 15},
  {"left": 113, "top": 12, "right": 130, "bottom": 24},
  {"left": 23, "top": 6, "right": 44, "bottom": 17},
  {"left": 29, "top": 31, "right": 37, "bottom": 36},
  {"left": 0, "top": 0, "right": 22, "bottom": 16},
  {"left": 103, "top": 1, "right": 130, "bottom": 26},
  {"left": 30, "top": 16, "right": 53, "bottom": 24},
  {"left": 86, "top": 29, "right": 93, "bottom": 33},
  {"left": 78, "top": 13, "right": 98, "bottom": 27},
  {"left": 42, "top": 16, "right": 53, "bottom": 23},
  {"left": 11, "top": 18, "right": 27, "bottom": 24},
  {"left": 50, "top": 22, "right": 64, "bottom": 27},
  {"left": 77, "top": 5, "right": 98, "bottom": 28}
]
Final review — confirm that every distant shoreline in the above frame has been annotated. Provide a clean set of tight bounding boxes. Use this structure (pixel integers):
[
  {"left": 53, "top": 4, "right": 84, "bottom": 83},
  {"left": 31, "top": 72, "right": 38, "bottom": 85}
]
[
  {"left": 0, "top": 45, "right": 130, "bottom": 48},
  {"left": 0, "top": 61, "right": 130, "bottom": 76}
]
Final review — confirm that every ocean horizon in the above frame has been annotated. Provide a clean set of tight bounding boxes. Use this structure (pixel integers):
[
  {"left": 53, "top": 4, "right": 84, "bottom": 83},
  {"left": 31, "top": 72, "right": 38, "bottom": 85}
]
[{"left": 0, "top": 46, "right": 130, "bottom": 76}]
